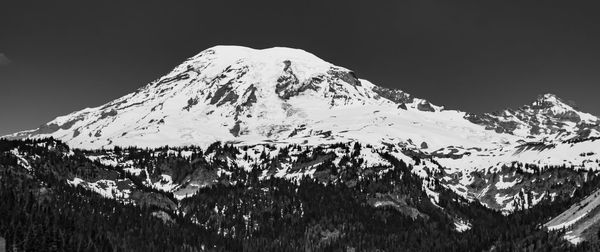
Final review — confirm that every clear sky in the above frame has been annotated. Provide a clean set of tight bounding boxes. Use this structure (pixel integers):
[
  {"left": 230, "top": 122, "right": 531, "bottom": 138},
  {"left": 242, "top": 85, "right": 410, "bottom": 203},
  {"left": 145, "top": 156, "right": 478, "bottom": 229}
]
[{"left": 1, "top": 0, "right": 599, "bottom": 135}]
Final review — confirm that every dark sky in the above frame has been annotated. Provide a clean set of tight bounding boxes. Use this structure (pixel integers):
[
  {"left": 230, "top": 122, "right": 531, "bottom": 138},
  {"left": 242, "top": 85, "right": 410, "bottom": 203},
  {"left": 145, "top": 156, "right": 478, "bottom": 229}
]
[{"left": 1, "top": 0, "right": 600, "bottom": 135}]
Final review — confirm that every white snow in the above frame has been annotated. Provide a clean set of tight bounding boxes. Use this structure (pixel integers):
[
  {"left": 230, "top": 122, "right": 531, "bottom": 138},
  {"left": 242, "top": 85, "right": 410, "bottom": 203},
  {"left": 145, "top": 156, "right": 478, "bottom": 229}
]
[
  {"left": 68, "top": 177, "right": 131, "bottom": 199},
  {"left": 9, "top": 148, "right": 32, "bottom": 170},
  {"left": 495, "top": 177, "right": 519, "bottom": 190},
  {"left": 152, "top": 174, "right": 178, "bottom": 192},
  {"left": 547, "top": 214, "right": 587, "bottom": 231},
  {"left": 454, "top": 220, "right": 472, "bottom": 233}
]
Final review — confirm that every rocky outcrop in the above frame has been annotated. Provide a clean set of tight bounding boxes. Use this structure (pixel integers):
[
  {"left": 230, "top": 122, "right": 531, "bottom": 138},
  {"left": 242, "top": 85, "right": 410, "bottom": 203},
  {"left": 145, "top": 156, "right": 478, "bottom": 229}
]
[
  {"left": 417, "top": 101, "right": 435, "bottom": 112},
  {"left": 275, "top": 60, "right": 325, "bottom": 100},
  {"left": 327, "top": 67, "right": 361, "bottom": 87},
  {"left": 372, "top": 86, "right": 414, "bottom": 104}
]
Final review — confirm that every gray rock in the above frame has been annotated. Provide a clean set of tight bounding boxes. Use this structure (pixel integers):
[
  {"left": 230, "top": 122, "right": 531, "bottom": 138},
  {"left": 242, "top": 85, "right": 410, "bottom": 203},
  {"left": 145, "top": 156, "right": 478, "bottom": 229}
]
[
  {"left": 372, "top": 86, "right": 414, "bottom": 104},
  {"left": 327, "top": 67, "right": 361, "bottom": 87},
  {"left": 417, "top": 101, "right": 435, "bottom": 112}
]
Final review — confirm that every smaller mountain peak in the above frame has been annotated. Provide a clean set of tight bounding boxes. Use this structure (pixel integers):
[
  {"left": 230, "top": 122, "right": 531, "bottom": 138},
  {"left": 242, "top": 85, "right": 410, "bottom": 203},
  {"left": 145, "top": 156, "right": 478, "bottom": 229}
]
[
  {"left": 532, "top": 93, "right": 576, "bottom": 109},
  {"left": 536, "top": 93, "right": 561, "bottom": 103}
]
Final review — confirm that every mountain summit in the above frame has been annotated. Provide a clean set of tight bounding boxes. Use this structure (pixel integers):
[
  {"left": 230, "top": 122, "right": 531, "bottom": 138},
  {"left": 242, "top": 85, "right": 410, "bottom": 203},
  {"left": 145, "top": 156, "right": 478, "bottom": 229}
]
[{"left": 533, "top": 93, "right": 576, "bottom": 109}]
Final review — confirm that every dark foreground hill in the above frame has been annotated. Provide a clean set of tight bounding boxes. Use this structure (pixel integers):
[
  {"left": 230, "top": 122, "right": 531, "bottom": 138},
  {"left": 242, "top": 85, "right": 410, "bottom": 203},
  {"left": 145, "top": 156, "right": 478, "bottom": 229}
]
[{"left": 2, "top": 138, "right": 600, "bottom": 251}]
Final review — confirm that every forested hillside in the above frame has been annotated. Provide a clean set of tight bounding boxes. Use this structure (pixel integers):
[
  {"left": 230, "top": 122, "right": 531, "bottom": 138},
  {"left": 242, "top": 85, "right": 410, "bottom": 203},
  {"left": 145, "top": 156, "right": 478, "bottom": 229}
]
[{"left": 2, "top": 138, "right": 600, "bottom": 251}]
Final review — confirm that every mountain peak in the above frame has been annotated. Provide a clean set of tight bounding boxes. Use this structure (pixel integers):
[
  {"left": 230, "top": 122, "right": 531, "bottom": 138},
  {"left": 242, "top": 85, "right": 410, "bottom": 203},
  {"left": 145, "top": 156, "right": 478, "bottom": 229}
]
[
  {"left": 205, "top": 45, "right": 323, "bottom": 59},
  {"left": 185, "top": 45, "right": 330, "bottom": 70},
  {"left": 536, "top": 93, "right": 561, "bottom": 102},
  {"left": 532, "top": 93, "right": 576, "bottom": 110},
  {"left": 466, "top": 92, "right": 599, "bottom": 139}
]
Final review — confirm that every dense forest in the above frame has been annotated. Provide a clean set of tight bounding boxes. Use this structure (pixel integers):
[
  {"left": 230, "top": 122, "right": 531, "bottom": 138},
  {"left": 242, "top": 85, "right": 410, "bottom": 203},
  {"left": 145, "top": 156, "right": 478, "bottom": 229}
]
[{"left": 1, "top": 138, "right": 600, "bottom": 251}]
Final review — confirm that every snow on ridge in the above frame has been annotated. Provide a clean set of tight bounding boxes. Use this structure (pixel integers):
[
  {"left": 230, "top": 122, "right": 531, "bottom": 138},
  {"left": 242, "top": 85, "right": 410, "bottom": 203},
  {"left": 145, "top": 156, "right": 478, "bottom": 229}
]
[
  {"left": 9, "top": 148, "right": 32, "bottom": 170},
  {"left": 454, "top": 219, "right": 472, "bottom": 233}
]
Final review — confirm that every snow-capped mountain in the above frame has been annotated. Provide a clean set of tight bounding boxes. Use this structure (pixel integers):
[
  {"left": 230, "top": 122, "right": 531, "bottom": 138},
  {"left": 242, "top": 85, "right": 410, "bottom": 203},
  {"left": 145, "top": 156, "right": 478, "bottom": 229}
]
[
  {"left": 5, "top": 45, "right": 600, "bottom": 215},
  {"left": 6, "top": 45, "right": 514, "bottom": 151},
  {"left": 466, "top": 93, "right": 600, "bottom": 140}
]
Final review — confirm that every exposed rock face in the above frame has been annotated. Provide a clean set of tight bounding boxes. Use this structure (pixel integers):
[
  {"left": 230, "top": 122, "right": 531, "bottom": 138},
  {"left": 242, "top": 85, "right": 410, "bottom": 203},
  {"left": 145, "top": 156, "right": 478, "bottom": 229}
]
[
  {"left": 372, "top": 86, "right": 414, "bottom": 104},
  {"left": 556, "top": 111, "right": 581, "bottom": 123},
  {"left": 417, "top": 101, "right": 435, "bottom": 112},
  {"left": 100, "top": 109, "right": 118, "bottom": 119},
  {"left": 371, "top": 86, "right": 442, "bottom": 112},
  {"left": 229, "top": 121, "right": 242, "bottom": 137},
  {"left": 275, "top": 60, "right": 302, "bottom": 99},
  {"left": 240, "top": 85, "right": 257, "bottom": 108},
  {"left": 466, "top": 113, "right": 519, "bottom": 134},
  {"left": 327, "top": 68, "right": 362, "bottom": 87},
  {"left": 183, "top": 97, "right": 199, "bottom": 111},
  {"left": 275, "top": 62, "right": 332, "bottom": 101}
]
